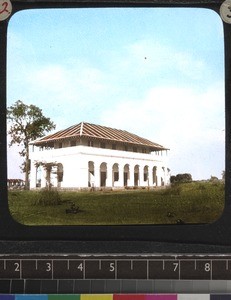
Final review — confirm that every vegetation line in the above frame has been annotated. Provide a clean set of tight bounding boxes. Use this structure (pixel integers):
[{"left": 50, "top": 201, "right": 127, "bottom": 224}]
[{"left": 8, "top": 181, "right": 224, "bottom": 226}]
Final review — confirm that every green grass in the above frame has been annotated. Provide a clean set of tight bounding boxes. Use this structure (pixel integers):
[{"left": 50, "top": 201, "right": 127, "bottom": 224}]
[{"left": 8, "top": 181, "right": 225, "bottom": 226}]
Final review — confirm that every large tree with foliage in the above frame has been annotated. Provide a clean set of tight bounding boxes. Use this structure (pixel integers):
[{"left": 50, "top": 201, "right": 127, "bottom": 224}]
[{"left": 7, "top": 100, "right": 56, "bottom": 189}]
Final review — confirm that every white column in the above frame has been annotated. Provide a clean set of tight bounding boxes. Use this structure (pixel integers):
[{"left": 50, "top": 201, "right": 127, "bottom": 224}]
[
  {"left": 41, "top": 167, "right": 47, "bottom": 188},
  {"left": 79, "top": 160, "right": 89, "bottom": 188},
  {"left": 61, "top": 159, "right": 80, "bottom": 188},
  {"left": 106, "top": 163, "right": 113, "bottom": 188},
  {"left": 52, "top": 166, "right": 58, "bottom": 188},
  {"left": 156, "top": 166, "right": 161, "bottom": 187},
  {"left": 148, "top": 166, "right": 153, "bottom": 187},
  {"left": 118, "top": 164, "right": 124, "bottom": 187},
  {"left": 162, "top": 167, "right": 166, "bottom": 186},
  {"left": 139, "top": 165, "right": 144, "bottom": 187},
  {"left": 128, "top": 165, "right": 135, "bottom": 187},
  {"left": 166, "top": 168, "right": 170, "bottom": 186},
  {"left": 94, "top": 162, "right": 101, "bottom": 188},
  {"left": 29, "top": 161, "right": 37, "bottom": 189}
]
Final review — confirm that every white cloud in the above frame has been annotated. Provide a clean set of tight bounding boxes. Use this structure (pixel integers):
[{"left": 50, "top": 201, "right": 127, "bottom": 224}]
[
  {"left": 8, "top": 61, "right": 115, "bottom": 130},
  {"left": 100, "top": 84, "right": 225, "bottom": 180},
  {"left": 107, "top": 39, "right": 207, "bottom": 83}
]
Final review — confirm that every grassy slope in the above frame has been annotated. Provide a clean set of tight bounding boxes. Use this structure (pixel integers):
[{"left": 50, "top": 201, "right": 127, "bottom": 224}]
[{"left": 8, "top": 181, "right": 224, "bottom": 226}]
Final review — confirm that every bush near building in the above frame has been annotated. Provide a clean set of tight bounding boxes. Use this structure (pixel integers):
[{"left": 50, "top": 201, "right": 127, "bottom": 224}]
[{"left": 170, "top": 173, "right": 192, "bottom": 184}]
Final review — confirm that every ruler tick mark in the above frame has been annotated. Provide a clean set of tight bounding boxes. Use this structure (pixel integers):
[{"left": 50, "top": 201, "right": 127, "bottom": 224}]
[
  {"left": 20, "top": 259, "right": 22, "bottom": 279},
  {"left": 147, "top": 260, "right": 149, "bottom": 279},
  {"left": 83, "top": 260, "right": 86, "bottom": 279},
  {"left": 9, "top": 279, "right": 12, "bottom": 294},
  {"left": 210, "top": 260, "right": 212, "bottom": 280},
  {"left": 52, "top": 260, "right": 54, "bottom": 280},
  {"left": 115, "top": 260, "right": 117, "bottom": 279}
]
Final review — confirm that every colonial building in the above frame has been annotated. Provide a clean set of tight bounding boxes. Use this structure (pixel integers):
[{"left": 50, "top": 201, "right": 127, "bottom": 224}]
[{"left": 29, "top": 122, "right": 170, "bottom": 189}]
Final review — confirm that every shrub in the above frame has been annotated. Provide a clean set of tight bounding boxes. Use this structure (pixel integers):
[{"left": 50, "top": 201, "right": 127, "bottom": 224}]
[
  {"left": 210, "top": 176, "right": 219, "bottom": 182},
  {"left": 35, "top": 188, "right": 61, "bottom": 206},
  {"left": 162, "top": 184, "right": 182, "bottom": 196},
  {"left": 171, "top": 173, "right": 192, "bottom": 183}
]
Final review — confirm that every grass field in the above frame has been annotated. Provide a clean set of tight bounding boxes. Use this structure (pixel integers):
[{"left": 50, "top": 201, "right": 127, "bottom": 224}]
[{"left": 8, "top": 181, "right": 225, "bottom": 225}]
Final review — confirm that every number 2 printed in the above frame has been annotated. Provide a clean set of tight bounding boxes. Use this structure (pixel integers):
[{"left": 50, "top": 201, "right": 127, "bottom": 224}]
[{"left": 0, "top": 2, "right": 9, "bottom": 14}]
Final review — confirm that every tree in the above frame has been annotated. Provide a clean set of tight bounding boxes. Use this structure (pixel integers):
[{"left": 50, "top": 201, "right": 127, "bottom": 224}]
[
  {"left": 7, "top": 100, "right": 56, "bottom": 189},
  {"left": 170, "top": 173, "right": 192, "bottom": 184}
]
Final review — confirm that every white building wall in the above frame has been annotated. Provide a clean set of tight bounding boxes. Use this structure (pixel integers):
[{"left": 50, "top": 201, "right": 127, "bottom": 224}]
[{"left": 29, "top": 144, "right": 169, "bottom": 189}]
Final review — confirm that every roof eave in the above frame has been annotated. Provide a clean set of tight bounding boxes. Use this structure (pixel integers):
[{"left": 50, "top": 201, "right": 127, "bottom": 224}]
[{"left": 32, "top": 135, "right": 169, "bottom": 151}]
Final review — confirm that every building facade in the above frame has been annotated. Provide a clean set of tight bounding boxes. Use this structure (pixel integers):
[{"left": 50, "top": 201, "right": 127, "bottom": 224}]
[{"left": 29, "top": 122, "right": 170, "bottom": 189}]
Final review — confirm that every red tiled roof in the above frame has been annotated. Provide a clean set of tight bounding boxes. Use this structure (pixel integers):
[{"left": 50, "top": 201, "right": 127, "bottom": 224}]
[{"left": 32, "top": 122, "right": 168, "bottom": 151}]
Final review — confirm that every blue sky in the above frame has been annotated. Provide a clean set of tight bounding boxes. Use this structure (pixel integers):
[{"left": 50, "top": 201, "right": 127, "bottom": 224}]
[{"left": 7, "top": 7, "right": 225, "bottom": 180}]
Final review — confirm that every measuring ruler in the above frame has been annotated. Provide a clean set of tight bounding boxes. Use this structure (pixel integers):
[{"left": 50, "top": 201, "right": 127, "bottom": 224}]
[{"left": 1, "top": 254, "right": 231, "bottom": 294}]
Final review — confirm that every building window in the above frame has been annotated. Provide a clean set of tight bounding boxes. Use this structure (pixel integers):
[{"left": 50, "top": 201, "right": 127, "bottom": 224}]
[
  {"left": 112, "top": 144, "right": 116, "bottom": 150},
  {"left": 124, "top": 145, "right": 128, "bottom": 151},
  {"left": 88, "top": 140, "right": 94, "bottom": 147},
  {"left": 144, "top": 173, "right": 148, "bottom": 181},
  {"left": 133, "top": 147, "right": 137, "bottom": 152},
  {"left": 100, "top": 142, "right": 106, "bottom": 149},
  {"left": 70, "top": 140, "right": 76, "bottom": 147},
  {"left": 58, "top": 143, "right": 62, "bottom": 148},
  {"left": 142, "top": 148, "right": 147, "bottom": 153},
  {"left": 114, "top": 172, "right": 119, "bottom": 181}
]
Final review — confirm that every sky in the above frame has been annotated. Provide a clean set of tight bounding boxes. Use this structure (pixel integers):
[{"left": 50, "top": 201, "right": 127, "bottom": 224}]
[{"left": 7, "top": 7, "right": 225, "bottom": 180}]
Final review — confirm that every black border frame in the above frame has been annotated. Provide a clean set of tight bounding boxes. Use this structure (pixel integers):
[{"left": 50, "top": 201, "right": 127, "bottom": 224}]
[{"left": 1, "top": 0, "right": 231, "bottom": 251}]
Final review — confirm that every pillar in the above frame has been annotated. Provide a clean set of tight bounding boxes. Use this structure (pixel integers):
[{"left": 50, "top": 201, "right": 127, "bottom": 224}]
[
  {"left": 139, "top": 165, "right": 144, "bottom": 187},
  {"left": 128, "top": 164, "right": 135, "bottom": 187},
  {"left": 94, "top": 162, "right": 101, "bottom": 188},
  {"left": 156, "top": 166, "right": 162, "bottom": 187},
  {"left": 106, "top": 163, "right": 113, "bottom": 187},
  {"left": 148, "top": 166, "right": 153, "bottom": 187},
  {"left": 29, "top": 161, "right": 37, "bottom": 189},
  {"left": 153, "top": 167, "right": 157, "bottom": 187},
  {"left": 117, "top": 164, "right": 124, "bottom": 187},
  {"left": 40, "top": 166, "right": 47, "bottom": 188}
]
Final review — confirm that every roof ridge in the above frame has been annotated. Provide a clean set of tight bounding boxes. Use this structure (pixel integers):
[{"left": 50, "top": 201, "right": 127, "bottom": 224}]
[{"left": 80, "top": 121, "right": 84, "bottom": 136}]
